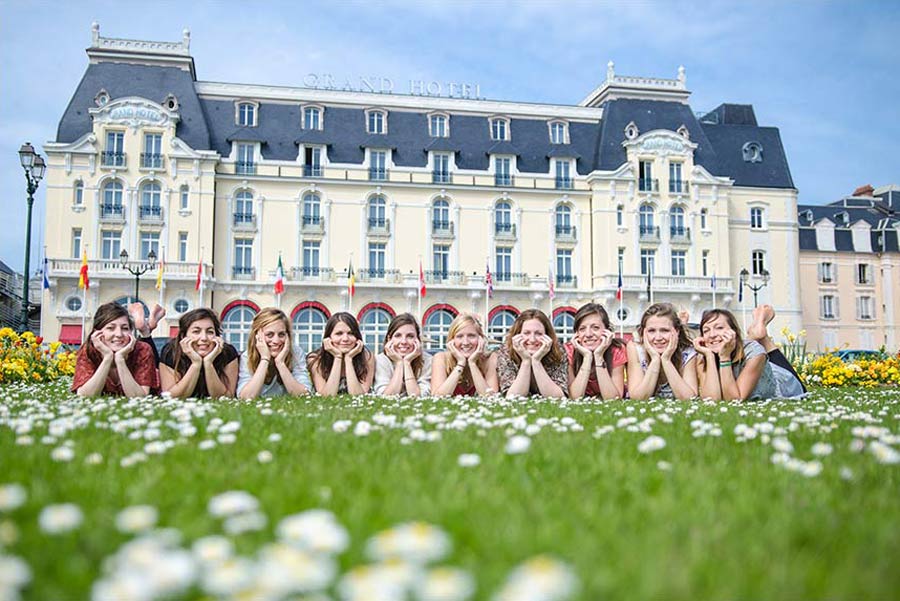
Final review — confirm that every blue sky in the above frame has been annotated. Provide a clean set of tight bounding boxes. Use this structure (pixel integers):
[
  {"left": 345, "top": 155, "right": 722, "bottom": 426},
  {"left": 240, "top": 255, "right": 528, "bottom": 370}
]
[{"left": 1, "top": 0, "right": 898, "bottom": 273}]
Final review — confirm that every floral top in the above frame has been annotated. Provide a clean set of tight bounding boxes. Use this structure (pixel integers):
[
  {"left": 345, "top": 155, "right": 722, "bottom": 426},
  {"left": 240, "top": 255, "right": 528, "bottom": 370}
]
[
  {"left": 71, "top": 341, "right": 160, "bottom": 396},
  {"left": 495, "top": 345, "right": 568, "bottom": 397}
]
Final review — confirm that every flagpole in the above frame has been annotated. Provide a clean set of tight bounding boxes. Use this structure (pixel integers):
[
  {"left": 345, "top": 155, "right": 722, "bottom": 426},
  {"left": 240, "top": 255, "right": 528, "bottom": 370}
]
[
  {"left": 275, "top": 252, "right": 282, "bottom": 310},
  {"left": 348, "top": 252, "right": 354, "bottom": 315},
  {"left": 158, "top": 246, "right": 165, "bottom": 307},
  {"left": 484, "top": 255, "right": 490, "bottom": 332},
  {"left": 417, "top": 255, "right": 423, "bottom": 320},
  {"left": 198, "top": 246, "right": 204, "bottom": 307},
  {"left": 712, "top": 270, "right": 717, "bottom": 310}
]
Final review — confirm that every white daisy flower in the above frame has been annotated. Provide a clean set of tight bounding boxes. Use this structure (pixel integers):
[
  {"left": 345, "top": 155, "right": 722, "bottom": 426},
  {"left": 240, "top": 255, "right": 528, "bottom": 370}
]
[
  {"left": 0, "top": 485, "right": 26, "bottom": 512},
  {"left": 505, "top": 436, "right": 531, "bottom": 455},
  {"left": 115, "top": 505, "right": 158, "bottom": 534},
  {"left": 208, "top": 491, "right": 260, "bottom": 518},
  {"left": 493, "top": 555, "right": 578, "bottom": 601},
  {"left": 277, "top": 509, "right": 349, "bottom": 555},
  {"left": 38, "top": 503, "right": 83, "bottom": 534},
  {"left": 637, "top": 436, "right": 666, "bottom": 454},
  {"left": 457, "top": 454, "right": 481, "bottom": 468},
  {"left": 365, "top": 522, "right": 451, "bottom": 565},
  {"left": 415, "top": 566, "right": 475, "bottom": 601}
]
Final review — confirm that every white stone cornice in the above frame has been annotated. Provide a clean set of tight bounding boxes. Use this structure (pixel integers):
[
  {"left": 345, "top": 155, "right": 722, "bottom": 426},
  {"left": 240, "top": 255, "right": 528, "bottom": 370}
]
[
  {"left": 623, "top": 129, "right": 698, "bottom": 157},
  {"left": 44, "top": 132, "right": 98, "bottom": 155}
]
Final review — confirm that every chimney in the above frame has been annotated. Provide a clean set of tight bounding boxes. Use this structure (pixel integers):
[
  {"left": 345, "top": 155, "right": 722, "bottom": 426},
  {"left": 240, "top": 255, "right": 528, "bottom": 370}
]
[{"left": 852, "top": 184, "right": 874, "bottom": 197}]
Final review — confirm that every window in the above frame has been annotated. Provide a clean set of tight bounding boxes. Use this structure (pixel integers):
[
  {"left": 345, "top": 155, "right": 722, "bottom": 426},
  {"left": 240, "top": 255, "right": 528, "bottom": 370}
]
[
  {"left": 669, "top": 206, "right": 686, "bottom": 236},
  {"left": 669, "top": 162, "right": 684, "bottom": 193},
  {"left": 369, "top": 150, "right": 387, "bottom": 180},
  {"left": 179, "top": 185, "right": 189, "bottom": 211},
  {"left": 490, "top": 118, "right": 509, "bottom": 141},
  {"left": 494, "top": 156, "right": 512, "bottom": 186},
  {"left": 820, "top": 296, "right": 837, "bottom": 319},
  {"left": 751, "top": 250, "right": 766, "bottom": 276},
  {"left": 742, "top": 141, "right": 763, "bottom": 163},
  {"left": 101, "top": 230, "right": 121, "bottom": 260},
  {"left": 640, "top": 249, "right": 656, "bottom": 276},
  {"left": 66, "top": 296, "right": 83, "bottom": 313},
  {"left": 488, "top": 310, "right": 517, "bottom": 342},
  {"left": 429, "top": 114, "right": 447, "bottom": 138},
  {"left": 818, "top": 262, "right": 835, "bottom": 284},
  {"left": 367, "top": 110, "right": 386, "bottom": 134},
  {"left": 750, "top": 207, "right": 765, "bottom": 229},
  {"left": 549, "top": 121, "right": 567, "bottom": 144},
  {"left": 237, "top": 102, "right": 256, "bottom": 127},
  {"left": 555, "top": 160, "right": 572, "bottom": 189},
  {"left": 234, "top": 190, "right": 254, "bottom": 224},
  {"left": 140, "top": 182, "right": 162, "bottom": 219},
  {"left": 616, "top": 307, "right": 629, "bottom": 323},
  {"left": 556, "top": 249, "right": 573, "bottom": 284},
  {"left": 140, "top": 232, "right": 160, "bottom": 260},
  {"left": 433, "top": 153, "right": 451, "bottom": 184},
  {"left": 73, "top": 181, "right": 84, "bottom": 206},
  {"left": 236, "top": 144, "right": 255, "bottom": 175},
  {"left": 856, "top": 263, "right": 872, "bottom": 285},
  {"left": 302, "top": 241, "right": 320, "bottom": 274},
  {"left": 671, "top": 250, "right": 686, "bottom": 276},
  {"left": 222, "top": 305, "right": 257, "bottom": 352},
  {"left": 700, "top": 208, "right": 708, "bottom": 230},
  {"left": 142, "top": 133, "right": 162, "bottom": 169},
  {"left": 368, "top": 242, "right": 386, "bottom": 275},
  {"left": 639, "top": 160, "right": 654, "bottom": 192},
  {"left": 102, "top": 180, "right": 124, "bottom": 214},
  {"left": 72, "top": 229, "right": 82, "bottom": 259},
  {"left": 303, "top": 106, "right": 322, "bottom": 130},
  {"left": 178, "top": 232, "right": 188, "bottom": 262},
  {"left": 639, "top": 204, "right": 655, "bottom": 234},
  {"left": 293, "top": 307, "right": 327, "bottom": 352},
  {"left": 174, "top": 299, "right": 190, "bottom": 314},
  {"left": 495, "top": 247, "right": 512, "bottom": 281},
  {"left": 303, "top": 193, "right": 321, "bottom": 225},
  {"left": 495, "top": 201, "right": 512, "bottom": 233},
  {"left": 368, "top": 195, "right": 386, "bottom": 227},
  {"left": 553, "top": 311, "right": 575, "bottom": 343},
  {"left": 425, "top": 309, "right": 456, "bottom": 351},
  {"left": 555, "top": 205, "right": 573, "bottom": 236},
  {"left": 433, "top": 245, "right": 450, "bottom": 276},
  {"left": 360, "top": 307, "right": 392, "bottom": 353},
  {"left": 617, "top": 247, "right": 625, "bottom": 275},
  {"left": 616, "top": 204, "right": 623, "bottom": 227},
  {"left": 702, "top": 250, "right": 709, "bottom": 277},
  {"left": 823, "top": 329, "right": 838, "bottom": 348},
  {"left": 304, "top": 147, "right": 323, "bottom": 177},
  {"left": 856, "top": 296, "right": 874, "bottom": 320},
  {"left": 234, "top": 239, "right": 253, "bottom": 277},
  {"left": 432, "top": 198, "right": 451, "bottom": 231},
  {"left": 103, "top": 131, "right": 125, "bottom": 166}
]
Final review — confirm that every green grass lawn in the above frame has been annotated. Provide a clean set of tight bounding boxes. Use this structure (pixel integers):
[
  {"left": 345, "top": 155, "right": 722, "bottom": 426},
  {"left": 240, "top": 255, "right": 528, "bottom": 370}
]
[{"left": 1, "top": 382, "right": 898, "bottom": 600}]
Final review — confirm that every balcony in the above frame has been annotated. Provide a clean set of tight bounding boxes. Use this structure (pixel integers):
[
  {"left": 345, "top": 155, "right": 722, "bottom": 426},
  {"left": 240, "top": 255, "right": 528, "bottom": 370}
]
[
  {"left": 639, "top": 225, "right": 661, "bottom": 243},
  {"left": 99, "top": 203, "right": 125, "bottom": 223},
  {"left": 495, "top": 222, "right": 516, "bottom": 240},
  {"left": 556, "top": 274, "right": 578, "bottom": 288},
  {"left": 369, "top": 168, "right": 388, "bottom": 181},
  {"left": 303, "top": 165, "right": 323, "bottom": 177},
  {"left": 232, "top": 266, "right": 256, "bottom": 280},
  {"left": 669, "top": 226, "right": 691, "bottom": 244},
  {"left": 233, "top": 213, "right": 257, "bottom": 231},
  {"left": 291, "top": 266, "right": 335, "bottom": 281},
  {"left": 367, "top": 217, "right": 391, "bottom": 235},
  {"left": 140, "top": 153, "right": 164, "bottom": 170},
  {"left": 138, "top": 205, "right": 163, "bottom": 223},
  {"left": 601, "top": 273, "right": 733, "bottom": 294},
  {"left": 638, "top": 178, "right": 659, "bottom": 193},
  {"left": 432, "top": 220, "right": 455, "bottom": 238},
  {"left": 494, "top": 173, "right": 514, "bottom": 187},
  {"left": 355, "top": 268, "right": 401, "bottom": 283},
  {"left": 494, "top": 272, "right": 529, "bottom": 286},
  {"left": 555, "top": 177, "right": 573, "bottom": 190},
  {"left": 668, "top": 180, "right": 690, "bottom": 195},
  {"left": 301, "top": 214, "right": 324, "bottom": 233},
  {"left": 424, "top": 270, "right": 465, "bottom": 285},
  {"left": 236, "top": 161, "right": 256, "bottom": 175},
  {"left": 555, "top": 224, "right": 577, "bottom": 241},
  {"left": 100, "top": 151, "right": 126, "bottom": 168},
  {"left": 432, "top": 171, "right": 452, "bottom": 184}
]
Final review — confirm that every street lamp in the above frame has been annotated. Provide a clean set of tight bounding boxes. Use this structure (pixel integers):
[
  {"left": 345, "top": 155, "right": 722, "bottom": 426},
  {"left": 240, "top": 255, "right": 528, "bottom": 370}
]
[
  {"left": 18, "top": 142, "right": 46, "bottom": 332},
  {"left": 119, "top": 248, "right": 157, "bottom": 304},
  {"left": 739, "top": 267, "right": 770, "bottom": 308}
]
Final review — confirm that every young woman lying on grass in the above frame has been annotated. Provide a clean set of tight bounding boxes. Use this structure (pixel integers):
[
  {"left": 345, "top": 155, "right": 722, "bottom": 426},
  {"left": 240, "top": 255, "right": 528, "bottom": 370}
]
[
  {"left": 626, "top": 302, "right": 698, "bottom": 400},
  {"left": 373, "top": 313, "right": 432, "bottom": 397},
  {"left": 159, "top": 308, "right": 239, "bottom": 398},
  {"left": 431, "top": 312, "right": 498, "bottom": 397},
  {"left": 237, "top": 308, "right": 311, "bottom": 399},
  {"left": 565, "top": 303, "right": 626, "bottom": 399},
  {"left": 72, "top": 302, "right": 159, "bottom": 397},
  {"left": 306, "top": 312, "right": 375, "bottom": 395},
  {"left": 496, "top": 308, "right": 567, "bottom": 399}
]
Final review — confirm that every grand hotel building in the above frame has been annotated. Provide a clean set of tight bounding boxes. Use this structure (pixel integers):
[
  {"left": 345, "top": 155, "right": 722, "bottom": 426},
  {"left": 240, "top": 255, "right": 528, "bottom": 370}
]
[{"left": 41, "top": 26, "right": 804, "bottom": 353}]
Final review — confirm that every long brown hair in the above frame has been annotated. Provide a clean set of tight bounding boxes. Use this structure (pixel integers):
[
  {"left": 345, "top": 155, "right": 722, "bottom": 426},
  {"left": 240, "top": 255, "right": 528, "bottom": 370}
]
[
  {"left": 382, "top": 313, "right": 424, "bottom": 377},
  {"left": 442, "top": 312, "right": 490, "bottom": 380},
  {"left": 82, "top": 302, "right": 135, "bottom": 365},
  {"left": 169, "top": 308, "right": 232, "bottom": 381},
  {"left": 247, "top": 308, "right": 294, "bottom": 383},
  {"left": 308, "top": 312, "right": 370, "bottom": 381},
  {"left": 504, "top": 308, "right": 564, "bottom": 367},
  {"left": 637, "top": 302, "right": 693, "bottom": 372},
  {"left": 698, "top": 308, "right": 746, "bottom": 369},
  {"left": 570, "top": 303, "right": 625, "bottom": 376}
]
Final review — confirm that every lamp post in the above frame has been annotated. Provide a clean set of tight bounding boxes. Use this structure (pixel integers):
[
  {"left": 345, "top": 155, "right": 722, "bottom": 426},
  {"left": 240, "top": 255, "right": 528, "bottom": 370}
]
[
  {"left": 18, "top": 142, "right": 46, "bottom": 332},
  {"left": 740, "top": 267, "right": 770, "bottom": 308},
  {"left": 120, "top": 248, "right": 157, "bottom": 304}
]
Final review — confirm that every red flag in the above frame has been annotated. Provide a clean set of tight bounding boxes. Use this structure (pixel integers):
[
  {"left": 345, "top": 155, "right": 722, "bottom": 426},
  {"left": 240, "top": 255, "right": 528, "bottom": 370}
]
[
  {"left": 419, "top": 258, "right": 426, "bottom": 298},
  {"left": 348, "top": 259, "right": 356, "bottom": 297},
  {"left": 274, "top": 255, "right": 285, "bottom": 295},
  {"left": 616, "top": 267, "right": 623, "bottom": 301},
  {"left": 195, "top": 260, "right": 203, "bottom": 291},
  {"left": 78, "top": 250, "right": 90, "bottom": 290}
]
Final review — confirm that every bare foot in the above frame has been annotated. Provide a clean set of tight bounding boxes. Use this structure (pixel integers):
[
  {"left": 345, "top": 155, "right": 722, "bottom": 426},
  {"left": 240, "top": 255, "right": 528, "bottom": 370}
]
[
  {"left": 128, "top": 303, "right": 147, "bottom": 336},
  {"left": 148, "top": 304, "right": 167, "bottom": 333},
  {"left": 747, "top": 304, "right": 775, "bottom": 340}
]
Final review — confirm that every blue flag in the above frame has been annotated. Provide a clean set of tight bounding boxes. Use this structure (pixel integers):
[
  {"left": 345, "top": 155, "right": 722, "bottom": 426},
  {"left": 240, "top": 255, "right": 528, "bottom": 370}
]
[{"left": 42, "top": 256, "right": 50, "bottom": 290}]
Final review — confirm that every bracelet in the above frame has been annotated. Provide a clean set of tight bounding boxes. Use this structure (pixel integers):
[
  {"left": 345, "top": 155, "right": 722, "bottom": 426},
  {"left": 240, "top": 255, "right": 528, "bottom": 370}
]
[
  {"left": 260, "top": 358, "right": 270, "bottom": 363},
  {"left": 454, "top": 365, "right": 465, "bottom": 373},
  {"left": 596, "top": 360, "right": 606, "bottom": 369},
  {"left": 719, "top": 361, "right": 733, "bottom": 367}
]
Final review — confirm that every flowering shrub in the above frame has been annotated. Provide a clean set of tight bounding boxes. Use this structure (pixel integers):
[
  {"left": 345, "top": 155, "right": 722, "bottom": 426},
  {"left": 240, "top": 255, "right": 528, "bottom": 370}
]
[
  {"left": 799, "top": 351, "right": 900, "bottom": 388},
  {"left": 0, "top": 327, "right": 76, "bottom": 384}
]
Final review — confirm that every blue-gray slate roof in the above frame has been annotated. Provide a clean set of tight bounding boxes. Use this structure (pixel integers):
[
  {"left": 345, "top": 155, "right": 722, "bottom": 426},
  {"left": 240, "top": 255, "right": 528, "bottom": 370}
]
[{"left": 798, "top": 196, "right": 898, "bottom": 252}]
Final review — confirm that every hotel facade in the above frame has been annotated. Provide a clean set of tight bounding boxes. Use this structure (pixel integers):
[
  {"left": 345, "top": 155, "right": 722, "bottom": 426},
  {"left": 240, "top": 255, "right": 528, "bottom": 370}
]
[{"left": 41, "top": 26, "right": 804, "bottom": 353}]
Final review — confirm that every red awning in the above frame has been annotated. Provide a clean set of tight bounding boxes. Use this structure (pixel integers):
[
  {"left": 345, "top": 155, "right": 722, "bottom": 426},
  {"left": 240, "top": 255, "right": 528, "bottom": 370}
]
[
  {"left": 169, "top": 326, "right": 179, "bottom": 339},
  {"left": 59, "top": 324, "right": 83, "bottom": 345}
]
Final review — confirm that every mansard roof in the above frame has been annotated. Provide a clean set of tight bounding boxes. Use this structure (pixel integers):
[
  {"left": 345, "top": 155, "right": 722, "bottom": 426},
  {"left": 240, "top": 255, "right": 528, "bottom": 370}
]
[{"left": 798, "top": 192, "right": 899, "bottom": 253}]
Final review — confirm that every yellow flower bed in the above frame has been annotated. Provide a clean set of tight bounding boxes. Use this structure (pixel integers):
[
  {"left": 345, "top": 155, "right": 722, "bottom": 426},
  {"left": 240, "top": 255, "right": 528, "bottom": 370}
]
[
  {"left": 799, "top": 352, "right": 900, "bottom": 388},
  {"left": 0, "top": 327, "right": 76, "bottom": 385}
]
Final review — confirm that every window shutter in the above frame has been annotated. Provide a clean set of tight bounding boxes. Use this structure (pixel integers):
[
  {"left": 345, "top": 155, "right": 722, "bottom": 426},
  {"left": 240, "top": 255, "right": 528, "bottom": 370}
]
[{"left": 834, "top": 296, "right": 839, "bottom": 319}]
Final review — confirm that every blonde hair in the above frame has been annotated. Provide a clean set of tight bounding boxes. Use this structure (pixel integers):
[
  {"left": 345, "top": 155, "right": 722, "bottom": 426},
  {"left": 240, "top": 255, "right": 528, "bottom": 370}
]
[
  {"left": 247, "top": 308, "right": 294, "bottom": 383},
  {"left": 443, "top": 312, "right": 490, "bottom": 378}
]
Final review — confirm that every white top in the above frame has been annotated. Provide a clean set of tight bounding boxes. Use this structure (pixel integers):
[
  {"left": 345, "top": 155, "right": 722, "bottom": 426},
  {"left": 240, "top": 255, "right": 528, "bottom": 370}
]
[
  {"left": 373, "top": 352, "right": 433, "bottom": 396},
  {"left": 236, "top": 344, "right": 311, "bottom": 397}
]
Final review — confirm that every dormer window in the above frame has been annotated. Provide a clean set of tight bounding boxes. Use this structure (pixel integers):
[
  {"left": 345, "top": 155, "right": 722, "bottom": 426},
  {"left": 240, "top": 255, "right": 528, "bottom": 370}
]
[
  {"left": 367, "top": 109, "right": 387, "bottom": 134},
  {"left": 236, "top": 101, "right": 258, "bottom": 127},
  {"left": 490, "top": 117, "right": 510, "bottom": 141},
  {"left": 549, "top": 121, "right": 568, "bottom": 144},
  {"left": 164, "top": 94, "right": 179, "bottom": 111},
  {"left": 803, "top": 210, "right": 814, "bottom": 223},
  {"left": 677, "top": 124, "right": 690, "bottom": 139},
  {"left": 429, "top": 113, "right": 448, "bottom": 138},
  {"left": 94, "top": 89, "right": 110, "bottom": 107},
  {"left": 742, "top": 141, "right": 763, "bottom": 163},
  {"left": 835, "top": 211, "right": 850, "bottom": 226},
  {"left": 624, "top": 121, "right": 639, "bottom": 140},
  {"left": 303, "top": 106, "right": 323, "bottom": 130}
]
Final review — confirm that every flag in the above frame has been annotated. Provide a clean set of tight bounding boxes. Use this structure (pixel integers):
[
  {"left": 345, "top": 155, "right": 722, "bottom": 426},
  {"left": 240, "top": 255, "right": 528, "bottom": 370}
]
[
  {"left": 646, "top": 266, "right": 652, "bottom": 301},
  {"left": 274, "top": 255, "right": 285, "bottom": 295},
  {"left": 711, "top": 272, "right": 717, "bottom": 290},
  {"left": 485, "top": 261, "right": 494, "bottom": 299},
  {"left": 195, "top": 259, "right": 203, "bottom": 291},
  {"left": 347, "top": 259, "right": 356, "bottom": 297},
  {"left": 738, "top": 276, "right": 743, "bottom": 303},
  {"left": 418, "top": 258, "right": 426, "bottom": 298},
  {"left": 548, "top": 263, "right": 556, "bottom": 300},
  {"left": 42, "top": 256, "right": 50, "bottom": 290},
  {"left": 155, "top": 249, "right": 165, "bottom": 291},
  {"left": 615, "top": 266, "right": 623, "bottom": 301},
  {"left": 78, "top": 250, "right": 89, "bottom": 290}
]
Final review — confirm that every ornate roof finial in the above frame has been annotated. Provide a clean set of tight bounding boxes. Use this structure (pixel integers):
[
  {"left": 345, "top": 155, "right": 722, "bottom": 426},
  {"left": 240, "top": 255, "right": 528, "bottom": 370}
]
[
  {"left": 677, "top": 65, "right": 686, "bottom": 85},
  {"left": 91, "top": 22, "right": 100, "bottom": 46},
  {"left": 183, "top": 28, "right": 191, "bottom": 50},
  {"left": 607, "top": 60, "right": 615, "bottom": 82}
]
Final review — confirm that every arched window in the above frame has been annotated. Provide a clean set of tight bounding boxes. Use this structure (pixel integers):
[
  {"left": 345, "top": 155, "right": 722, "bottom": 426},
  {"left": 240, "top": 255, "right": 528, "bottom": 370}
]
[
  {"left": 102, "top": 180, "right": 123, "bottom": 208},
  {"left": 360, "top": 307, "right": 392, "bottom": 353},
  {"left": 488, "top": 310, "right": 517, "bottom": 344},
  {"left": 555, "top": 204, "right": 572, "bottom": 231},
  {"left": 293, "top": 307, "right": 327, "bottom": 353},
  {"left": 432, "top": 198, "right": 450, "bottom": 229},
  {"left": 222, "top": 305, "right": 257, "bottom": 352},
  {"left": 553, "top": 311, "right": 575, "bottom": 343},
  {"left": 639, "top": 204, "right": 655, "bottom": 233},
  {"left": 140, "top": 182, "right": 162, "bottom": 219},
  {"left": 742, "top": 141, "right": 763, "bottom": 163},
  {"left": 234, "top": 190, "right": 253, "bottom": 223},
  {"left": 700, "top": 208, "right": 709, "bottom": 230},
  {"left": 303, "top": 193, "right": 321, "bottom": 225},
  {"left": 424, "top": 309, "right": 456, "bottom": 351},
  {"left": 368, "top": 195, "right": 386, "bottom": 226},
  {"left": 669, "top": 205, "right": 685, "bottom": 234},
  {"left": 495, "top": 201, "right": 512, "bottom": 234}
]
